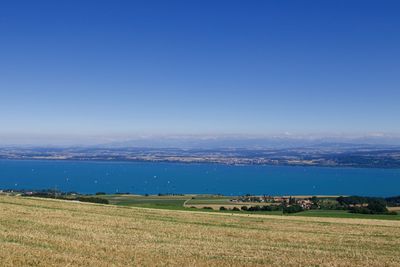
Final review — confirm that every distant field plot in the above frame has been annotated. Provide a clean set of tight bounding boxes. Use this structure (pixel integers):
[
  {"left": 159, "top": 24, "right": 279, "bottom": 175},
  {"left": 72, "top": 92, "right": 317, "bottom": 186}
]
[
  {"left": 98, "top": 194, "right": 279, "bottom": 213},
  {"left": 292, "top": 209, "right": 400, "bottom": 220},
  {"left": 187, "top": 198, "right": 235, "bottom": 204},
  {"left": 388, "top": 206, "right": 400, "bottom": 212},
  {"left": 99, "top": 194, "right": 190, "bottom": 210},
  {"left": 1, "top": 196, "right": 400, "bottom": 266},
  {"left": 99, "top": 194, "right": 270, "bottom": 211},
  {"left": 95, "top": 194, "right": 400, "bottom": 219},
  {"left": 184, "top": 196, "right": 232, "bottom": 208}
]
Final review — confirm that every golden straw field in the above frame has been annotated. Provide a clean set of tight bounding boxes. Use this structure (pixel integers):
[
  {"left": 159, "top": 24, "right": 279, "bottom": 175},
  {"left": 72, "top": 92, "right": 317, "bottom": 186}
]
[{"left": 1, "top": 195, "right": 400, "bottom": 266}]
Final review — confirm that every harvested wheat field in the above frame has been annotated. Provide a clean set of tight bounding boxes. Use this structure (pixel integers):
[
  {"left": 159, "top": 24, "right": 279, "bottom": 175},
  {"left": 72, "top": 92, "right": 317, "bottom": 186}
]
[{"left": 1, "top": 196, "right": 400, "bottom": 266}]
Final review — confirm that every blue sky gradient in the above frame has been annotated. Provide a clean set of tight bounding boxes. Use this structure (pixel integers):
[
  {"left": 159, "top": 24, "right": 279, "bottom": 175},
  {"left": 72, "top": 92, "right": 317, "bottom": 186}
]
[{"left": 1, "top": 0, "right": 399, "bottom": 141}]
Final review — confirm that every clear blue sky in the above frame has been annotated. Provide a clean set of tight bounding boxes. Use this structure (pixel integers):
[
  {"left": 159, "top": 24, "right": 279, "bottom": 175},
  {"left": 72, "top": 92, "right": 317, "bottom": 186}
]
[{"left": 1, "top": 0, "right": 399, "bottom": 140}]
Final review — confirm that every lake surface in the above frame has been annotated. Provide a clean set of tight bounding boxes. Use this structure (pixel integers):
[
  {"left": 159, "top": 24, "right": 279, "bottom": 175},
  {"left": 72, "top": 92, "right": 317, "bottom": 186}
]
[{"left": 1, "top": 160, "right": 400, "bottom": 196}]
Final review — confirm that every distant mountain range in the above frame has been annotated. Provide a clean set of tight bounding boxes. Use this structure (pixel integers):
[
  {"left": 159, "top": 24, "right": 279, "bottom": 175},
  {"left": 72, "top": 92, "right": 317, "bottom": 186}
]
[
  {"left": 101, "top": 135, "right": 400, "bottom": 149},
  {"left": 2, "top": 133, "right": 400, "bottom": 149}
]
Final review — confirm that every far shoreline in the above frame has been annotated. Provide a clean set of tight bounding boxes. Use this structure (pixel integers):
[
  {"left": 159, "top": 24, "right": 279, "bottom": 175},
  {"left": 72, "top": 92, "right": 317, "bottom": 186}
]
[{"left": 1, "top": 157, "right": 400, "bottom": 170}]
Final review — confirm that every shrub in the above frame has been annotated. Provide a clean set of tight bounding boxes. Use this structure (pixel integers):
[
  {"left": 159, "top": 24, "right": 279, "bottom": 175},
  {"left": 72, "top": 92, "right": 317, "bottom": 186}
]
[
  {"left": 367, "top": 199, "right": 388, "bottom": 214},
  {"left": 283, "top": 205, "right": 304, "bottom": 214},
  {"left": 232, "top": 207, "right": 240, "bottom": 211},
  {"left": 349, "top": 206, "right": 371, "bottom": 214},
  {"left": 260, "top": 205, "right": 272, "bottom": 211},
  {"left": 77, "top": 197, "right": 109, "bottom": 204},
  {"left": 241, "top": 206, "right": 248, "bottom": 211},
  {"left": 319, "top": 199, "right": 346, "bottom": 210},
  {"left": 203, "top": 207, "right": 213, "bottom": 210},
  {"left": 349, "top": 198, "right": 389, "bottom": 215},
  {"left": 310, "top": 196, "right": 319, "bottom": 209},
  {"left": 386, "top": 196, "right": 400, "bottom": 206},
  {"left": 219, "top": 207, "right": 227, "bottom": 211},
  {"left": 248, "top": 205, "right": 262, "bottom": 212},
  {"left": 288, "top": 197, "right": 296, "bottom": 205},
  {"left": 261, "top": 205, "right": 283, "bottom": 211}
]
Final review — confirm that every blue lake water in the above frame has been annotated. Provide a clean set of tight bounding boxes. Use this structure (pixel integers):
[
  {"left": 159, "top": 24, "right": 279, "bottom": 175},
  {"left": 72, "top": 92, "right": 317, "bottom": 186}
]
[{"left": 0, "top": 160, "right": 400, "bottom": 196}]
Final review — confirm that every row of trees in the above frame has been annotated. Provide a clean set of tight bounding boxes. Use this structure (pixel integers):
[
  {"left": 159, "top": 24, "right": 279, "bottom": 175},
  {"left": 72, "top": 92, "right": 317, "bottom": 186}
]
[
  {"left": 23, "top": 191, "right": 109, "bottom": 204},
  {"left": 217, "top": 204, "right": 304, "bottom": 214},
  {"left": 76, "top": 196, "right": 109, "bottom": 204}
]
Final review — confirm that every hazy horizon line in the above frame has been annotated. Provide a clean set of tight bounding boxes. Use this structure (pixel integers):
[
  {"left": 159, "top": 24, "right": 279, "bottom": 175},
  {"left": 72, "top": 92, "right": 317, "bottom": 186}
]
[{"left": 1, "top": 132, "right": 400, "bottom": 147}]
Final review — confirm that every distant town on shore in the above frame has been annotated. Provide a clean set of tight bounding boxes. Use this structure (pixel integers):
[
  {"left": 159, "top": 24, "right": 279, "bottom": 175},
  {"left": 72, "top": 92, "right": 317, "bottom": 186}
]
[{"left": 1, "top": 143, "right": 400, "bottom": 168}]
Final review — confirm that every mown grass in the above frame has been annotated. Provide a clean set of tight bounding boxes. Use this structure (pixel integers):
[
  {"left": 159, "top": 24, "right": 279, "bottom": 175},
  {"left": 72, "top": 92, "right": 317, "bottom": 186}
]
[{"left": 1, "top": 195, "right": 400, "bottom": 266}]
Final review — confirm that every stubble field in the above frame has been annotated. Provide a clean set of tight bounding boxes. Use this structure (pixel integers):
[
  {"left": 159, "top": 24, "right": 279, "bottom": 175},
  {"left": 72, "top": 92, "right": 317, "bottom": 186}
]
[{"left": 1, "top": 195, "right": 400, "bottom": 266}]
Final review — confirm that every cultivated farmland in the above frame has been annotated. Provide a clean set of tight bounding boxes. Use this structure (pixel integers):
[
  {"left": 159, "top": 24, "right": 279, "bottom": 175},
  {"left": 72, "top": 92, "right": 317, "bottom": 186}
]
[{"left": 1, "top": 195, "right": 400, "bottom": 266}]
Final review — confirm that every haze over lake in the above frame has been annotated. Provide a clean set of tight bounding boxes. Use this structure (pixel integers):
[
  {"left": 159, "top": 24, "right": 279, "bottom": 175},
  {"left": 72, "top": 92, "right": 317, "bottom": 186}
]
[{"left": 1, "top": 160, "right": 400, "bottom": 196}]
